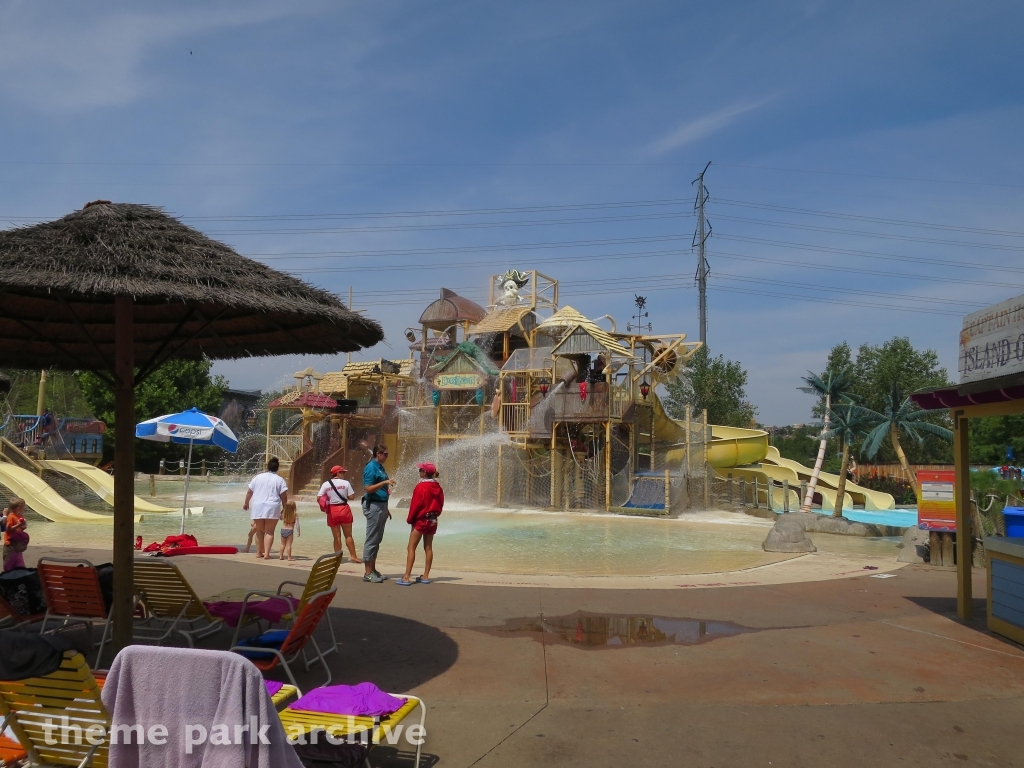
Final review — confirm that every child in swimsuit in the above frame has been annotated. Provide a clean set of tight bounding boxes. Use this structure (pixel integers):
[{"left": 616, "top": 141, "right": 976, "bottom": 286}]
[{"left": 279, "top": 501, "right": 299, "bottom": 561}]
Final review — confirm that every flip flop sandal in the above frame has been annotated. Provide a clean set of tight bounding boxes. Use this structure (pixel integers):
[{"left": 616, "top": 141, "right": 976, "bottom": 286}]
[
  {"left": 396, "top": 579, "right": 414, "bottom": 586},
  {"left": 415, "top": 577, "right": 431, "bottom": 584}
]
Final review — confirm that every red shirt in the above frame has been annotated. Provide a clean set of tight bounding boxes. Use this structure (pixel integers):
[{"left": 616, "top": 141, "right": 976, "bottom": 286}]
[{"left": 407, "top": 480, "right": 444, "bottom": 529}]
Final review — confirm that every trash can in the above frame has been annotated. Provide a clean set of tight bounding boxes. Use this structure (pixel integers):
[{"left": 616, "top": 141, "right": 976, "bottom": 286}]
[{"left": 1003, "top": 507, "right": 1024, "bottom": 537}]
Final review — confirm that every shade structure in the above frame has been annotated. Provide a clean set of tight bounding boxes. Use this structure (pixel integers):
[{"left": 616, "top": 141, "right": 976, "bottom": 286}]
[
  {"left": 0, "top": 201, "right": 384, "bottom": 653},
  {"left": 137, "top": 408, "right": 239, "bottom": 535}
]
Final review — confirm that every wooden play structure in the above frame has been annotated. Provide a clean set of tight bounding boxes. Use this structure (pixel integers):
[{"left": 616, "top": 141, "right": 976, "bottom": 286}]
[{"left": 395, "top": 270, "right": 706, "bottom": 512}]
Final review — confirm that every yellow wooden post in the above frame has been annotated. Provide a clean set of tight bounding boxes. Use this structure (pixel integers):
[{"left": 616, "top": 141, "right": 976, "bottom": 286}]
[
  {"left": 605, "top": 420, "right": 612, "bottom": 511},
  {"left": 550, "top": 423, "right": 558, "bottom": 509},
  {"left": 664, "top": 468, "right": 671, "bottom": 513},
  {"left": 702, "top": 408, "right": 710, "bottom": 508},
  {"left": 478, "top": 407, "right": 485, "bottom": 503},
  {"left": 954, "top": 411, "right": 973, "bottom": 621},
  {"left": 496, "top": 442, "right": 504, "bottom": 507},
  {"left": 435, "top": 399, "right": 441, "bottom": 463}
]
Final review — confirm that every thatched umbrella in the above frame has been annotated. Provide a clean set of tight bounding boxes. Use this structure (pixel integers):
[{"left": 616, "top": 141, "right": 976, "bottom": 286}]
[{"left": 0, "top": 201, "right": 383, "bottom": 650}]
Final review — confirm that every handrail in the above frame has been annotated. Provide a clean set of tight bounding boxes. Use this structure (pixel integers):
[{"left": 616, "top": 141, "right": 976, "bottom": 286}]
[
  {"left": 319, "top": 445, "right": 347, "bottom": 485},
  {"left": 290, "top": 446, "right": 319, "bottom": 493}
]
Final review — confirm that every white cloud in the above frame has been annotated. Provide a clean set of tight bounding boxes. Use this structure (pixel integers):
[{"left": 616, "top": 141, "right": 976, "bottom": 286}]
[{"left": 641, "top": 96, "right": 776, "bottom": 156}]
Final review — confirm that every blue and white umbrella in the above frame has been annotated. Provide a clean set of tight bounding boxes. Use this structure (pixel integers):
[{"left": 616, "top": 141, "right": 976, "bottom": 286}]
[{"left": 136, "top": 408, "right": 239, "bottom": 534}]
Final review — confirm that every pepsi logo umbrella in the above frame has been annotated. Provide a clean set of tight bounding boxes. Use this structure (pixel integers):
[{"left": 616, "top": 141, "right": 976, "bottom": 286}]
[{"left": 136, "top": 408, "right": 239, "bottom": 534}]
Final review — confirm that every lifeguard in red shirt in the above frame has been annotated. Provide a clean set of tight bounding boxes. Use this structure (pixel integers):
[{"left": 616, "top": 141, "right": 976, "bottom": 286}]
[{"left": 397, "top": 462, "right": 444, "bottom": 586}]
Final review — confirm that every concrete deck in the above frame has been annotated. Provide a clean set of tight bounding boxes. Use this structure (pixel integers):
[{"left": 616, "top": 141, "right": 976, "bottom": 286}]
[{"left": 37, "top": 544, "right": 1024, "bottom": 767}]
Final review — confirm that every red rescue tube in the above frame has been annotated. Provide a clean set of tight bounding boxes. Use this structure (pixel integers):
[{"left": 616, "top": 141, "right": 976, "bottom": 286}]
[{"left": 161, "top": 546, "right": 238, "bottom": 557}]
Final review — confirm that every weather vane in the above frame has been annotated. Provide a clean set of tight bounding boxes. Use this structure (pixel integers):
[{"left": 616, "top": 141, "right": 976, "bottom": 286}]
[{"left": 627, "top": 294, "right": 652, "bottom": 333}]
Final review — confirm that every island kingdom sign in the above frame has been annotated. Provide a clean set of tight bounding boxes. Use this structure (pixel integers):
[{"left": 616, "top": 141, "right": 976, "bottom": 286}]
[{"left": 959, "top": 292, "right": 1024, "bottom": 384}]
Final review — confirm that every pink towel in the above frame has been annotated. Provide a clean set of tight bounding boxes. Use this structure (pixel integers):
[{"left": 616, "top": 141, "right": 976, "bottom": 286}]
[
  {"left": 291, "top": 683, "right": 407, "bottom": 717},
  {"left": 204, "top": 595, "right": 299, "bottom": 628}
]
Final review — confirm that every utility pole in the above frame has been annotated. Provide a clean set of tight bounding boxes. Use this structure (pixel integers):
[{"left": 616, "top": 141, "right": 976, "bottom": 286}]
[{"left": 692, "top": 161, "right": 712, "bottom": 346}]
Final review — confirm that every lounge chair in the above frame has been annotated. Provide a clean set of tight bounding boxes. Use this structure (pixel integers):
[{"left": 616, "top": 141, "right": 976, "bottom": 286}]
[
  {"left": 230, "top": 588, "right": 336, "bottom": 694},
  {"left": 229, "top": 551, "right": 343, "bottom": 654},
  {"left": 132, "top": 558, "right": 224, "bottom": 647},
  {"left": 278, "top": 692, "right": 426, "bottom": 768},
  {"left": 37, "top": 558, "right": 111, "bottom": 667},
  {"left": 0, "top": 650, "right": 109, "bottom": 767}
]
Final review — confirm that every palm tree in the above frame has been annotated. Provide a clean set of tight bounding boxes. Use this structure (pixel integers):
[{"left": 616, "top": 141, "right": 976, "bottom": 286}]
[
  {"left": 821, "top": 403, "right": 878, "bottom": 517},
  {"left": 797, "top": 366, "right": 856, "bottom": 513},
  {"left": 862, "top": 384, "right": 953, "bottom": 484}
]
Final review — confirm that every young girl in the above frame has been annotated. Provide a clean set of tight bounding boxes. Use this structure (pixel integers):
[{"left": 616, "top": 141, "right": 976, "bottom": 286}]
[
  {"left": 279, "top": 501, "right": 299, "bottom": 561},
  {"left": 3, "top": 531, "right": 28, "bottom": 572},
  {"left": 2, "top": 498, "right": 26, "bottom": 564},
  {"left": 397, "top": 462, "right": 444, "bottom": 586}
]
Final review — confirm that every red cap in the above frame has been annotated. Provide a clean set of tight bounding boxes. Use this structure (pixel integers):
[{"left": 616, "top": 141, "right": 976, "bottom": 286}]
[
  {"left": 416, "top": 462, "right": 437, "bottom": 475},
  {"left": 330, "top": 465, "right": 347, "bottom": 474}
]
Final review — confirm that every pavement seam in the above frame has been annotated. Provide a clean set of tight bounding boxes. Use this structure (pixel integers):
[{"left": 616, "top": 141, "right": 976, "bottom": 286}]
[
  {"left": 466, "top": 588, "right": 550, "bottom": 768},
  {"left": 878, "top": 620, "right": 1024, "bottom": 661}
]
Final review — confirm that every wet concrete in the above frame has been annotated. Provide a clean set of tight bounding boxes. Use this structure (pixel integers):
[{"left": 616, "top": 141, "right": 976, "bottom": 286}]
[{"left": 477, "top": 611, "right": 764, "bottom": 649}]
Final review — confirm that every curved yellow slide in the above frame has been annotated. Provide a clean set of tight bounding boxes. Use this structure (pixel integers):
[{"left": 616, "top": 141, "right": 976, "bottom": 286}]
[
  {"left": 40, "top": 460, "right": 188, "bottom": 515},
  {"left": 0, "top": 463, "right": 141, "bottom": 524},
  {"left": 651, "top": 397, "right": 895, "bottom": 511}
]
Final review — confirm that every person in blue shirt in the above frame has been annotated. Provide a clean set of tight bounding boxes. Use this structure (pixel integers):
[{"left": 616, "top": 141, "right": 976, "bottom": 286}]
[{"left": 361, "top": 445, "right": 395, "bottom": 582}]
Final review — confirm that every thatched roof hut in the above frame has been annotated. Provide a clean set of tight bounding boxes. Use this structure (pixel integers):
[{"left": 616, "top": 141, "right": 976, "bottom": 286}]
[{"left": 0, "top": 201, "right": 382, "bottom": 370}]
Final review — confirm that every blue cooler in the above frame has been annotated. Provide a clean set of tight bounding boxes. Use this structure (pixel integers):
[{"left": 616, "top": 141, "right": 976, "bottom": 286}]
[{"left": 1004, "top": 507, "right": 1024, "bottom": 537}]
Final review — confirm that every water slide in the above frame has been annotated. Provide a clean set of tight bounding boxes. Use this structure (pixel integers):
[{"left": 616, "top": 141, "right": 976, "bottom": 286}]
[
  {"left": 651, "top": 397, "right": 896, "bottom": 511},
  {"left": 39, "top": 460, "right": 191, "bottom": 515},
  {"left": 0, "top": 462, "right": 140, "bottom": 523}
]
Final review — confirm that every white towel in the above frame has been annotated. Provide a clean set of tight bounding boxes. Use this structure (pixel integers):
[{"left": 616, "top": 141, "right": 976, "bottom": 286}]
[{"left": 101, "top": 646, "right": 303, "bottom": 768}]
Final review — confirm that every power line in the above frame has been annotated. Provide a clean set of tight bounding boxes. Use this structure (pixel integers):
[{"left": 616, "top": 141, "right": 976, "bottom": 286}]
[{"left": 714, "top": 162, "right": 1024, "bottom": 190}]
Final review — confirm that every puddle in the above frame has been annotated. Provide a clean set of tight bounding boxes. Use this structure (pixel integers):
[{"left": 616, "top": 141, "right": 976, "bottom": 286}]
[{"left": 476, "top": 611, "right": 765, "bottom": 649}]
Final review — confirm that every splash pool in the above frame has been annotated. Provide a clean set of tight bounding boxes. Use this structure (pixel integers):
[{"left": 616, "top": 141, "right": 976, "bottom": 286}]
[{"left": 24, "top": 479, "right": 901, "bottom": 577}]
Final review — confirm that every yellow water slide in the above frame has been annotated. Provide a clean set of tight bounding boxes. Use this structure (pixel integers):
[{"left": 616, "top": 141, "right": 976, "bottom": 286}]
[
  {"left": 0, "top": 462, "right": 141, "bottom": 523},
  {"left": 651, "top": 397, "right": 895, "bottom": 511},
  {"left": 39, "top": 460, "right": 190, "bottom": 515}
]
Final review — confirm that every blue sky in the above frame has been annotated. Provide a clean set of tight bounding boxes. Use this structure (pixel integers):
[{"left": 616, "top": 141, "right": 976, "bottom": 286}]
[{"left": 2, "top": 1, "right": 1022, "bottom": 424}]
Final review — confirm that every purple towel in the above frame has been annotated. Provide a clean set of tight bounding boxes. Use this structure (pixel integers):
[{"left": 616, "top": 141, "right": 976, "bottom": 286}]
[
  {"left": 204, "top": 595, "right": 299, "bottom": 628},
  {"left": 292, "top": 683, "right": 407, "bottom": 717},
  {"left": 265, "top": 680, "right": 284, "bottom": 696}
]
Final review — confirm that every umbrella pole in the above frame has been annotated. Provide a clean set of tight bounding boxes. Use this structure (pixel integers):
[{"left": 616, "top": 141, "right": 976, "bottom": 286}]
[
  {"left": 181, "top": 439, "right": 194, "bottom": 535},
  {"left": 112, "top": 296, "right": 135, "bottom": 654}
]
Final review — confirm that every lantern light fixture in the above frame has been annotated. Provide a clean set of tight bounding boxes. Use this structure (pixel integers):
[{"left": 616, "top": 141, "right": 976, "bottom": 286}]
[
  {"left": 538, "top": 378, "right": 550, "bottom": 396},
  {"left": 639, "top": 379, "right": 651, "bottom": 399}
]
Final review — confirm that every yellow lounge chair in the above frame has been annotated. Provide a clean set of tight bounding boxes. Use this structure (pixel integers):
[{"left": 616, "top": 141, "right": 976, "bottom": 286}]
[
  {"left": 0, "top": 651, "right": 109, "bottom": 767},
  {"left": 132, "top": 559, "right": 224, "bottom": 647},
  {"left": 278, "top": 694, "right": 425, "bottom": 768},
  {"left": 230, "top": 551, "right": 343, "bottom": 653}
]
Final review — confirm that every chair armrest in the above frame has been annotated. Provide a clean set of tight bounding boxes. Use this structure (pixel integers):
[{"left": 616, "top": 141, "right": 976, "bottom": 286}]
[
  {"left": 275, "top": 581, "right": 305, "bottom": 596},
  {"left": 240, "top": 590, "right": 296, "bottom": 612}
]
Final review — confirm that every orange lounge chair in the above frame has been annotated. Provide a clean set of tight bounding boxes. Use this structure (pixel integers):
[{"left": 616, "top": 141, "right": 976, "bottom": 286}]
[
  {"left": 230, "top": 588, "right": 336, "bottom": 695},
  {"left": 37, "top": 559, "right": 111, "bottom": 668},
  {"left": 229, "top": 551, "right": 343, "bottom": 655}
]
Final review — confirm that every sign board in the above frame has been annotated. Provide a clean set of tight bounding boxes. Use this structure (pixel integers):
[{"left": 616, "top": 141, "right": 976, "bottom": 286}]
[
  {"left": 434, "top": 373, "right": 482, "bottom": 390},
  {"left": 959, "top": 293, "right": 1024, "bottom": 384},
  {"left": 917, "top": 469, "right": 956, "bottom": 531}
]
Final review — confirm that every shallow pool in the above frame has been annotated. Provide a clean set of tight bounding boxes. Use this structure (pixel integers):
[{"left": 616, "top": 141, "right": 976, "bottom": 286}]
[{"left": 24, "top": 480, "right": 900, "bottom": 577}]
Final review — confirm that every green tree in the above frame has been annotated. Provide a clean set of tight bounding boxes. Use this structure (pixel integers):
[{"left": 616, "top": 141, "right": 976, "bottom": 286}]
[
  {"left": 664, "top": 346, "right": 757, "bottom": 427},
  {"left": 862, "top": 385, "right": 953, "bottom": 483},
  {"left": 821, "top": 403, "right": 878, "bottom": 517},
  {"left": 969, "top": 415, "right": 1024, "bottom": 465},
  {"left": 797, "top": 366, "right": 856, "bottom": 513},
  {"left": 0, "top": 369, "right": 94, "bottom": 418},
  {"left": 77, "top": 359, "right": 227, "bottom": 472},
  {"left": 821, "top": 337, "right": 953, "bottom": 464}
]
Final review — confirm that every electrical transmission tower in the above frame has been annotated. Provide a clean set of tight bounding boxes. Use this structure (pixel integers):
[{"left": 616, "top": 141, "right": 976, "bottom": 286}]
[{"left": 692, "top": 161, "right": 712, "bottom": 345}]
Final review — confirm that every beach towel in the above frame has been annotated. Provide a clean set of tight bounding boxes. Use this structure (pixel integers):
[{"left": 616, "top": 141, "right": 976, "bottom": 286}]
[
  {"left": 0, "top": 631, "right": 78, "bottom": 681},
  {"left": 101, "top": 645, "right": 303, "bottom": 768},
  {"left": 291, "top": 682, "right": 407, "bottom": 717},
  {"left": 204, "top": 595, "right": 299, "bottom": 628}
]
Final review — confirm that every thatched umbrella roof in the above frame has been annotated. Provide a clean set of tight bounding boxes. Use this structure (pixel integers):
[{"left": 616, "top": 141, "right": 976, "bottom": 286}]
[
  {"left": 0, "top": 201, "right": 382, "bottom": 373},
  {"left": 0, "top": 201, "right": 384, "bottom": 653}
]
